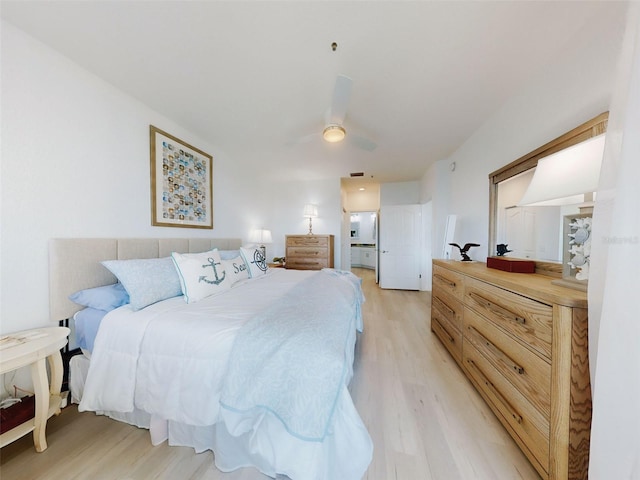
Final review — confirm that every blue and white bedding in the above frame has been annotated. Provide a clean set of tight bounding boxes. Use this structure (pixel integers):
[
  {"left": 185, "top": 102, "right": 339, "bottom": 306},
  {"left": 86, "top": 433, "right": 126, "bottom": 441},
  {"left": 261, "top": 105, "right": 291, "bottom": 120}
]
[
  {"left": 78, "top": 268, "right": 372, "bottom": 480},
  {"left": 220, "top": 268, "right": 363, "bottom": 441}
]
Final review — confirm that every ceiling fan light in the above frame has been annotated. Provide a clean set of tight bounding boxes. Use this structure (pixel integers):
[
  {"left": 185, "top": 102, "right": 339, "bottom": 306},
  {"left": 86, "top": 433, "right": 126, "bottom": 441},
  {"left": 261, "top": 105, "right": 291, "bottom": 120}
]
[{"left": 323, "top": 125, "right": 346, "bottom": 143}]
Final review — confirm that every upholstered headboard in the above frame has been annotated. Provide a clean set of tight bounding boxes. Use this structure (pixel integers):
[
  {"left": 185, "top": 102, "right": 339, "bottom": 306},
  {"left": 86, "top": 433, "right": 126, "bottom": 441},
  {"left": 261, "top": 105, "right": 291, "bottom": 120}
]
[{"left": 49, "top": 237, "right": 242, "bottom": 322}]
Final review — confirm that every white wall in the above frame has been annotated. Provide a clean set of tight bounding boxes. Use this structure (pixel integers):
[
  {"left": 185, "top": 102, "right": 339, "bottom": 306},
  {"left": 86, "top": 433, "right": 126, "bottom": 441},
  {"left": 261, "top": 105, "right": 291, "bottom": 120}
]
[
  {"left": 421, "top": 159, "right": 453, "bottom": 261},
  {"left": 380, "top": 181, "right": 420, "bottom": 205},
  {"left": 345, "top": 186, "right": 380, "bottom": 212},
  {"left": 0, "top": 22, "right": 342, "bottom": 336},
  {"left": 420, "top": 7, "right": 625, "bottom": 264},
  {"left": 268, "top": 177, "right": 343, "bottom": 266}
]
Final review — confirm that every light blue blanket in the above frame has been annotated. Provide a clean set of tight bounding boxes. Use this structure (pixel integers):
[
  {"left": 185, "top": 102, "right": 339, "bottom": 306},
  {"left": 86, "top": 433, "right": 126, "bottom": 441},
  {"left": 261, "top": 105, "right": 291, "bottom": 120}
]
[{"left": 219, "top": 269, "right": 364, "bottom": 441}]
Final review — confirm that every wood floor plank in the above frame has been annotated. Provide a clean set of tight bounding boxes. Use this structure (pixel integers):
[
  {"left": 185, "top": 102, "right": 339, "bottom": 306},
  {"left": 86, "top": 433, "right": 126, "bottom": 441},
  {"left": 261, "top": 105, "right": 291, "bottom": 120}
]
[{"left": 0, "top": 268, "right": 540, "bottom": 479}]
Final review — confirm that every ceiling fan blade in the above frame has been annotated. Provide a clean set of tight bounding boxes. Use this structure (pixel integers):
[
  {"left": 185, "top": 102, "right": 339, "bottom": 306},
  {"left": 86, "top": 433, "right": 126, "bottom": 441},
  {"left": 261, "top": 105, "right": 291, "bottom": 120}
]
[
  {"left": 328, "top": 74, "right": 352, "bottom": 125},
  {"left": 349, "top": 134, "right": 377, "bottom": 152},
  {"left": 285, "top": 132, "right": 320, "bottom": 147}
]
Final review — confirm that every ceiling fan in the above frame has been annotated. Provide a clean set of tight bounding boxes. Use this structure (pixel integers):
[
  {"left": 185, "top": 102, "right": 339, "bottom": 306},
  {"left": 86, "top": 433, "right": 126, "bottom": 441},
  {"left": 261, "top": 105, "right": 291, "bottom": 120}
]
[{"left": 291, "top": 74, "right": 377, "bottom": 151}]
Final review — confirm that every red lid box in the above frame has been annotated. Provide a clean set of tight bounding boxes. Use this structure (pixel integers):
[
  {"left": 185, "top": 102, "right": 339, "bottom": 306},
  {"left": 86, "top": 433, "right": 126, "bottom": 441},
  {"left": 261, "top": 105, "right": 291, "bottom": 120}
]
[{"left": 486, "top": 256, "right": 535, "bottom": 273}]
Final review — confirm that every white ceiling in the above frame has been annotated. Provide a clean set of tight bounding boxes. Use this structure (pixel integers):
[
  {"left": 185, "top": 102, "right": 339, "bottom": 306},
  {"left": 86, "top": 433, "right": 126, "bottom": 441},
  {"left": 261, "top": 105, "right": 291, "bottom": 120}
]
[{"left": 0, "top": 1, "right": 627, "bottom": 191}]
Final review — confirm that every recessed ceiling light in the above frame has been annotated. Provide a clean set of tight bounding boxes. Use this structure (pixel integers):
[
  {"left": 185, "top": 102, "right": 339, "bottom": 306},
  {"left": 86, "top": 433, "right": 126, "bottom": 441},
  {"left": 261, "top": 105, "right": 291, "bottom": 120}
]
[{"left": 359, "top": 187, "right": 365, "bottom": 191}]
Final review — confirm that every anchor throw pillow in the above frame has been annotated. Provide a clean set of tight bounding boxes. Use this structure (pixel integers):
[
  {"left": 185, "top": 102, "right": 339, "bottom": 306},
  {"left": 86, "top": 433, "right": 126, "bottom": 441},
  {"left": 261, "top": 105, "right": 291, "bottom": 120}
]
[{"left": 171, "top": 248, "right": 231, "bottom": 303}]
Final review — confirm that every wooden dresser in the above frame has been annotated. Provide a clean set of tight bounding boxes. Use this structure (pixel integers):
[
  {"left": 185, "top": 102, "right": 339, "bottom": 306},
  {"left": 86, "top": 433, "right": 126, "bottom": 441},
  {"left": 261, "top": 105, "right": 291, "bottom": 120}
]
[
  {"left": 431, "top": 259, "right": 590, "bottom": 480},
  {"left": 285, "top": 235, "right": 334, "bottom": 270}
]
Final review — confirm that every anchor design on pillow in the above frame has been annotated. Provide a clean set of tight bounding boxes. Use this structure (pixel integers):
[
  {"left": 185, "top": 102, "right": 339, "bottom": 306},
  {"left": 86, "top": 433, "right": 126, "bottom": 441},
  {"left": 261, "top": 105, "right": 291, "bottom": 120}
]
[{"left": 199, "top": 257, "right": 226, "bottom": 285}]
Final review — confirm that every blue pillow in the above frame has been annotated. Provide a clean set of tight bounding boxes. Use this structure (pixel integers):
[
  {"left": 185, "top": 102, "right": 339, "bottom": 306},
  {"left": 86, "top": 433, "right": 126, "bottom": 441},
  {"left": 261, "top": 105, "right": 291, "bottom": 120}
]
[
  {"left": 74, "top": 308, "right": 108, "bottom": 352},
  {"left": 69, "top": 283, "right": 129, "bottom": 311},
  {"left": 102, "top": 257, "right": 182, "bottom": 310}
]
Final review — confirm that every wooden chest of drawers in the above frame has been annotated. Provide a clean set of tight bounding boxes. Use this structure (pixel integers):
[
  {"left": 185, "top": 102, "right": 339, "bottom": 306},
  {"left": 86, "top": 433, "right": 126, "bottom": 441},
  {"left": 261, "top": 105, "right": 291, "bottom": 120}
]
[
  {"left": 285, "top": 235, "right": 334, "bottom": 270},
  {"left": 431, "top": 260, "right": 590, "bottom": 480}
]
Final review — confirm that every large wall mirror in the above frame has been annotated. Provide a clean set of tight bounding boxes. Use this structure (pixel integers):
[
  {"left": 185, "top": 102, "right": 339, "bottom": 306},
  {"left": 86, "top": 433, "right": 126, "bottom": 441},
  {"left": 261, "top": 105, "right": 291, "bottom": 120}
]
[{"left": 488, "top": 112, "right": 608, "bottom": 276}]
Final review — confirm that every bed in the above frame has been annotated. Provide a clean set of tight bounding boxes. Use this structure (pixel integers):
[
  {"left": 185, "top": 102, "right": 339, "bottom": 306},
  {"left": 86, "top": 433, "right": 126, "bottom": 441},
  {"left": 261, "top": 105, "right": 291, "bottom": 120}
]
[{"left": 49, "top": 238, "right": 372, "bottom": 480}]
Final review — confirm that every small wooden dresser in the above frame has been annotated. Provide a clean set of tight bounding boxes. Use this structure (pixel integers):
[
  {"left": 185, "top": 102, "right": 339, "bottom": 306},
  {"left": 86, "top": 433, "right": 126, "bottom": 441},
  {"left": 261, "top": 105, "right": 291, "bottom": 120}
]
[
  {"left": 431, "top": 259, "right": 590, "bottom": 480},
  {"left": 285, "top": 235, "right": 334, "bottom": 270}
]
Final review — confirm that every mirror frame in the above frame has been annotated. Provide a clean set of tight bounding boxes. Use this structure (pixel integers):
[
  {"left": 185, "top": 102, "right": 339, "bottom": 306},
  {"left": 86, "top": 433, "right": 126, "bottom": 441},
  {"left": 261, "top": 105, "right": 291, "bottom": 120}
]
[{"left": 488, "top": 111, "right": 608, "bottom": 277}]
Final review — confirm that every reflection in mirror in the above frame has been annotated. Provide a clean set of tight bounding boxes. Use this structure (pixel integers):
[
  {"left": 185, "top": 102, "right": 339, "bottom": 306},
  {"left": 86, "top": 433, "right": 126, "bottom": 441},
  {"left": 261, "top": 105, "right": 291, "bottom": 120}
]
[
  {"left": 350, "top": 211, "right": 377, "bottom": 244},
  {"left": 488, "top": 111, "right": 608, "bottom": 275},
  {"left": 496, "top": 169, "right": 582, "bottom": 261}
]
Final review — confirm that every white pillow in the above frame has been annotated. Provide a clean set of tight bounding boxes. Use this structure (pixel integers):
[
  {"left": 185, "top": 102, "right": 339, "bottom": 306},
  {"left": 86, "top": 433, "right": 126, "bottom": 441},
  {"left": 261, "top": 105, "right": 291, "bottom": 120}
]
[
  {"left": 221, "top": 256, "right": 250, "bottom": 286},
  {"left": 101, "top": 257, "right": 182, "bottom": 311},
  {"left": 240, "top": 247, "right": 269, "bottom": 278},
  {"left": 171, "top": 249, "right": 231, "bottom": 303}
]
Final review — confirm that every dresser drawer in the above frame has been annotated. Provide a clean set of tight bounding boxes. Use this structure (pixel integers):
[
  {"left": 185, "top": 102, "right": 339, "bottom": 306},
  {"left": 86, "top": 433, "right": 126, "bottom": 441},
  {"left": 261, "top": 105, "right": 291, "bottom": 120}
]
[
  {"left": 464, "top": 306, "right": 551, "bottom": 418},
  {"left": 431, "top": 310, "right": 462, "bottom": 365},
  {"left": 286, "top": 236, "right": 329, "bottom": 247},
  {"left": 433, "top": 264, "right": 465, "bottom": 302},
  {"left": 285, "top": 258, "right": 330, "bottom": 270},
  {"left": 464, "top": 343, "right": 549, "bottom": 476},
  {"left": 465, "top": 277, "right": 553, "bottom": 359},
  {"left": 432, "top": 286, "right": 463, "bottom": 332},
  {"left": 286, "top": 246, "right": 328, "bottom": 258}
]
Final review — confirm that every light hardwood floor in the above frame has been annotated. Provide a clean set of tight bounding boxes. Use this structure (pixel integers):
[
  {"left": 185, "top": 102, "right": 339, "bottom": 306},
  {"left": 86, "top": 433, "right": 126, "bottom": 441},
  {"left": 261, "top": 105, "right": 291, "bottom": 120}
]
[{"left": 0, "top": 268, "right": 541, "bottom": 480}]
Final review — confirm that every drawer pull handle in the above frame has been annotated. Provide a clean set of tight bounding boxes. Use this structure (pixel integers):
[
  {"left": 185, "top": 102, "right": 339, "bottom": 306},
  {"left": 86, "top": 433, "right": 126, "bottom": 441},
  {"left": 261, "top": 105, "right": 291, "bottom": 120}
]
[
  {"left": 433, "top": 297, "right": 455, "bottom": 318},
  {"left": 469, "top": 292, "right": 526, "bottom": 325},
  {"left": 435, "top": 320, "right": 455, "bottom": 344},
  {"left": 466, "top": 359, "right": 523, "bottom": 424},
  {"left": 434, "top": 274, "right": 456, "bottom": 288},
  {"left": 469, "top": 326, "right": 525, "bottom": 375}
]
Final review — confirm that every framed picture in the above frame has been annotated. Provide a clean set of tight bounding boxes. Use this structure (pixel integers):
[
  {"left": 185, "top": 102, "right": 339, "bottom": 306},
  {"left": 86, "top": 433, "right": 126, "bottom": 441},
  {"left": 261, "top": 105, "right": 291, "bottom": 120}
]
[{"left": 150, "top": 125, "right": 213, "bottom": 229}]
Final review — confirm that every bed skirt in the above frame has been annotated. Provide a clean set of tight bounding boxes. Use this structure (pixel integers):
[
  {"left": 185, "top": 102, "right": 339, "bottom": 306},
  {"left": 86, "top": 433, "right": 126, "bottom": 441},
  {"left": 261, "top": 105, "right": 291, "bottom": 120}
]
[{"left": 70, "top": 354, "right": 372, "bottom": 480}]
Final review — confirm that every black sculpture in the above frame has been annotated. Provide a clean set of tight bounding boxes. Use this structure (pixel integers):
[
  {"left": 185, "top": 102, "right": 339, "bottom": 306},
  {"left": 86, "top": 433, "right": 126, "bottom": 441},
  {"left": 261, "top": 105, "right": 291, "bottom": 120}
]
[
  {"left": 449, "top": 243, "right": 480, "bottom": 261},
  {"left": 496, "top": 244, "right": 512, "bottom": 256}
]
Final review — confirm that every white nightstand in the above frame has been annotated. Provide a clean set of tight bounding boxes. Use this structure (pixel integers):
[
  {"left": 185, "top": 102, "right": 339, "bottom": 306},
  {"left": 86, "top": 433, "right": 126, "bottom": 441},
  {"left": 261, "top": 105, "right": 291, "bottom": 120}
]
[{"left": 0, "top": 326, "right": 69, "bottom": 452}]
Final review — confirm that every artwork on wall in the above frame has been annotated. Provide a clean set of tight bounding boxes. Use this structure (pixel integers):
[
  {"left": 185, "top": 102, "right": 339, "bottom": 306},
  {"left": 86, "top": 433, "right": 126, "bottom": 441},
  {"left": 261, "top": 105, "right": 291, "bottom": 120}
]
[{"left": 150, "top": 125, "right": 213, "bottom": 229}]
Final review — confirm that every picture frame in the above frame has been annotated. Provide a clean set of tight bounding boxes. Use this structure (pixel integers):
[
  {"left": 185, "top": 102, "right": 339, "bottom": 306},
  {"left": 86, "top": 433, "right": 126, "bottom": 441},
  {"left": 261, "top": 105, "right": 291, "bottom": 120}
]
[{"left": 150, "top": 125, "right": 213, "bottom": 229}]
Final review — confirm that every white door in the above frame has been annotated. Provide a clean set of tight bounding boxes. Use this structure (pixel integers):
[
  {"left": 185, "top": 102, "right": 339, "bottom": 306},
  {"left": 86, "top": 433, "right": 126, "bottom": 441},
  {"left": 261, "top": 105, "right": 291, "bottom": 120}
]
[
  {"left": 504, "top": 206, "right": 537, "bottom": 259},
  {"left": 379, "top": 204, "right": 421, "bottom": 290}
]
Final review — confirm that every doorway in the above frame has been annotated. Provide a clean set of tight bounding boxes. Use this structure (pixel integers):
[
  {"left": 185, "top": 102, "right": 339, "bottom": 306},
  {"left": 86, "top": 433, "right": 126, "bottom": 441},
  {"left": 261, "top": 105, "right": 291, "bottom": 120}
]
[{"left": 349, "top": 211, "right": 378, "bottom": 277}]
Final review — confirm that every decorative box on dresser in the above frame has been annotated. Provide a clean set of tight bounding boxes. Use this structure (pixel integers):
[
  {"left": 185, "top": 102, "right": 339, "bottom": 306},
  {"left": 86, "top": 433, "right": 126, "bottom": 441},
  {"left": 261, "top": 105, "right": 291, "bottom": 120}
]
[
  {"left": 285, "top": 235, "right": 334, "bottom": 270},
  {"left": 431, "top": 259, "right": 590, "bottom": 480}
]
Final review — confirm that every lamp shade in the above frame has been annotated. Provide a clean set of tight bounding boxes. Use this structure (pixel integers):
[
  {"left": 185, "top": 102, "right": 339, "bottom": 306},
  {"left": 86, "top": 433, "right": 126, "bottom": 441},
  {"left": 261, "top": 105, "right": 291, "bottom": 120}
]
[
  {"left": 518, "top": 134, "right": 605, "bottom": 207},
  {"left": 249, "top": 228, "right": 272, "bottom": 244},
  {"left": 303, "top": 204, "right": 318, "bottom": 218}
]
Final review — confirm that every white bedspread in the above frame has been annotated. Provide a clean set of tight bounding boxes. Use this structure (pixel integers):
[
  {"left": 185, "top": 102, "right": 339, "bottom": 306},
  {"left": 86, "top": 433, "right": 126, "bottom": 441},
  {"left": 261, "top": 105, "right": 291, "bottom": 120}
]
[
  {"left": 80, "top": 269, "right": 312, "bottom": 423},
  {"left": 78, "top": 268, "right": 372, "bottom": 480},
  {"left": 220, "top": 269, "right": 363, "bottom": 441}
]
